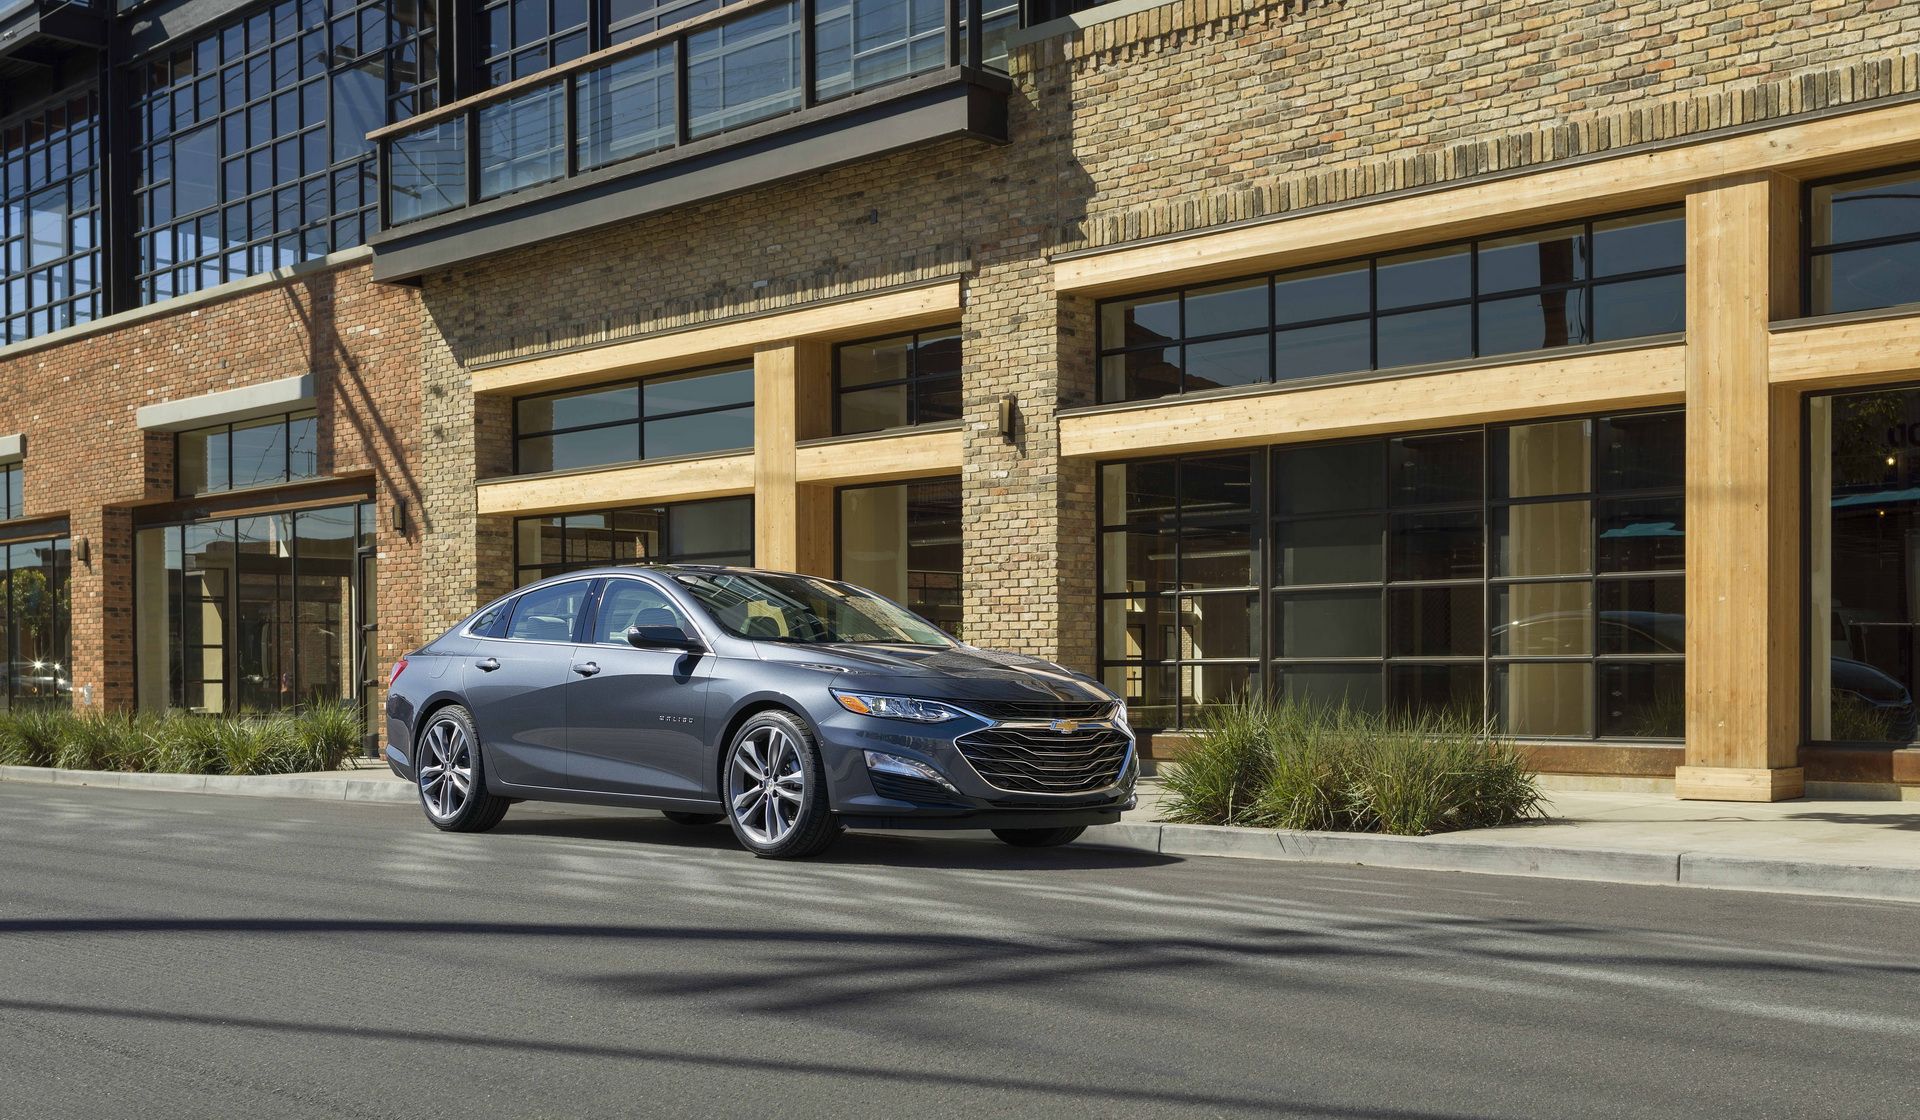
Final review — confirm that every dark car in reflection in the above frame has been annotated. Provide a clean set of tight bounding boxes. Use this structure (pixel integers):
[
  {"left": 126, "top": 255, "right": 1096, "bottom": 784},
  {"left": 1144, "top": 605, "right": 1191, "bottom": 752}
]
[
  {"left": 1492, "top": 609, "right": 1919, "bottom": 740},
  {"left": 383, "top": 567, "right": 1137, "bottom": 859}
]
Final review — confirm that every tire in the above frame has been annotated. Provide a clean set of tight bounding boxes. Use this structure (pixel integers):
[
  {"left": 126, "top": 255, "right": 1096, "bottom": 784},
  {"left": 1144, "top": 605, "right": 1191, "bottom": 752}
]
[
  {"left": 721, "top": 710, "right": 840, "bottom": 859},
  {"left": 662, "top": 811, "right": 723, "bottom": 827},
  {"left": 415, "top": 705, "right": 511, "bottom": 833},
  {"left": 992, "top": 826, "right": 1086, "bottom": 848}
]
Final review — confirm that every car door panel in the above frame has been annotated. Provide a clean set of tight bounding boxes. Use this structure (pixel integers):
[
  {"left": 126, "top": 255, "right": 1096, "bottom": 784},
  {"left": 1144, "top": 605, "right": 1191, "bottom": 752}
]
[
  {"left": 462, "top": 579, "right": 593, "bottom": 790},
  {"left": 566, "top": 578, "right": 716, "bottom": 799}
]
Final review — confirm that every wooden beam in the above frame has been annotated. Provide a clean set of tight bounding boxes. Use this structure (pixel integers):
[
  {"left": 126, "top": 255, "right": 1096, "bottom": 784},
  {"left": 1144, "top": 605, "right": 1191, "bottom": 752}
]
[
  {"left": 754, "top": 345, "right": 801, "bottom": 571},
  {"left": 474, "top": 453, "right": 753, "bottom": 516},
  {"left": 473, "top": 282, "right": 963, "bottom": 398},
  {"left": 794, "top": 426, "right": 965, "bottom": 484},
  {"left": 1055, "top": 99, "right": 1920, "bottom": 296},
  {"left": 1677, "top": 173, "right": 1805, "bottom": 802},
  {"left": 1769, "top": 311, "right": 1920, "bottom": 390},
  {"left": 1058, "top": 345, "right": 1685, "bottom": 460}
]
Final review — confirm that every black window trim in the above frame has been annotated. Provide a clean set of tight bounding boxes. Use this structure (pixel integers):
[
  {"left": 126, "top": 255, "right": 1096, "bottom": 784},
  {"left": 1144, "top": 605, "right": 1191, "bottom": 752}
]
[
  {"left": 831, "top": 323, "right": 964, "bottom": 437},
  {"left": 510, "top": 360, "right": 756, "bottom": 475},
  {"left": 1801, "top": 160, "right": 1920, "bottom": 318},
  {"left": 173, "top": 408, "right": 320, "bottom": 498}
]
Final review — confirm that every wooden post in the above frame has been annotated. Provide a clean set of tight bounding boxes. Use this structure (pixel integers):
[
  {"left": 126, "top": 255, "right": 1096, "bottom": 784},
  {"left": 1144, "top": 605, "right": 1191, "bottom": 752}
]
[
  {"left": 1677, "top": 173, "right": 1806, "bottom": 801},
  {"left": 753, "top": 342, "right": 834, "bottom": 575}
]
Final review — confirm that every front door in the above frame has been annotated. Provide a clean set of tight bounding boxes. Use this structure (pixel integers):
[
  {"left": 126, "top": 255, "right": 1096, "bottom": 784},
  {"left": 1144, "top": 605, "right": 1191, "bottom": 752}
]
[
  {"left": 463, "top": 577, "right": 591, "bottom": 790},
  {"left": 565, "top": 577, "right": 714, "bottom": 799}
]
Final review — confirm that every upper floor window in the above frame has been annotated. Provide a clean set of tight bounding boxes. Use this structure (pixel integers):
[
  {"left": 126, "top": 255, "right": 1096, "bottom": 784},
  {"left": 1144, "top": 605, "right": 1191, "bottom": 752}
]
[
  {"left": 0, "top": 463, "right": 21, "bottom": 520},
  {"left": 177, "top": 410, "right": 320, "bottom": 496},
  {"left": 834, "top": 326, "right": 961, "bottom": 435},
  {"left": 1, "top": 93, "right": 104, "bottom": 346},
  {"left": 513, "top": 495, "right": 753, "bottom": 584},
  {"left": 1809, "top": 167, "right": 1920, "bottom": 316},
  {"left": 1096, "top": 208, "right": 1686, "bottom": 404},
  {"left": 130, "top": 0, "right": 438, "bottom": 304},
  {"left": 513, "top": 363, "right": 754, "bottom": 474}
]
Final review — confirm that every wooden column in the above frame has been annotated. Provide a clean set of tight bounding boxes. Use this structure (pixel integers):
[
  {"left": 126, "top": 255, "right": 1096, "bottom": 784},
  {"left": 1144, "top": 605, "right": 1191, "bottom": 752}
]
[
  {"left": 1677, "top": 173, "right": 1805, "bottom": 801},
  {"left": 752, "top": 342, "right": 834, "bottom": 575}
]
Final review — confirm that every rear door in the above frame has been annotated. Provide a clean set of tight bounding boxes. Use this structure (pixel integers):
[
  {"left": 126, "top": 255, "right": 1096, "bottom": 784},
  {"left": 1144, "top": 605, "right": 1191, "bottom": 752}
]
[
  {"left": 463, "top": 578, "right": 592, "bottom": 790},
  {"left": 565, "top": 576, "right": 715, "bottom": 799}
]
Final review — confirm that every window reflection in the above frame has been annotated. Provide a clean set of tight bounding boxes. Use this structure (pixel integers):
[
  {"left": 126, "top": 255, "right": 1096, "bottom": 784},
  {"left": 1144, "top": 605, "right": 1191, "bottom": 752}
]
[
  {"left": 176, "top": 410, "right": 320, "bottom": 497},
  {"left": 513, "top": 366, "right": 752, "bottom": 474},
  {"left": 838, "top": 478, "right": 962, "bottom": 638},
  {"left": 1, "top": 535, "right": 72, "bottom": 711},
  {"left": 513, "top": 496, "right": 752, "bottom": 585},
  {"left": 1809, "top": 168, "right": 1920, "bottom": 315}
]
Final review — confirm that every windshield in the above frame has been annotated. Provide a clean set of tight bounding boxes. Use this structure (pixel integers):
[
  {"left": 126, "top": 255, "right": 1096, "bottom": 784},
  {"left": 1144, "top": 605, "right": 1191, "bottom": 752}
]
[{"left": 674, "top": 572, "right": 954, "bottom": 647}]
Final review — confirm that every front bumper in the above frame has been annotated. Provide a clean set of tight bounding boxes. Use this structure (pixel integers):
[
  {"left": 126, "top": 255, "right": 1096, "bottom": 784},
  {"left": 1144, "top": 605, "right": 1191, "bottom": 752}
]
[{"left": 813, "top": 702, "right": 1138, "bottom": 831}]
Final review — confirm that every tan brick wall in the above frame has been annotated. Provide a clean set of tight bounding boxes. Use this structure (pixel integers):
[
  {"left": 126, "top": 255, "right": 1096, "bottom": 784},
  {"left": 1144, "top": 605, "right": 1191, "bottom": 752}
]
[{"left": 0, "top": 261, "right": 426, "bottom": 712}]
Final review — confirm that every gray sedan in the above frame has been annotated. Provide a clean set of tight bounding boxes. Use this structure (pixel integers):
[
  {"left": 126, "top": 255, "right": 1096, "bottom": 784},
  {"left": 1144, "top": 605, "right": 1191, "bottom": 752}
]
[{"left": 384, "top": 566, "right": 1137, "bottom": 858}]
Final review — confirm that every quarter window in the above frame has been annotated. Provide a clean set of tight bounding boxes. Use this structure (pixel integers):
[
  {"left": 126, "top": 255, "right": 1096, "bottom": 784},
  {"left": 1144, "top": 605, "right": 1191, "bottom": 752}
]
[{"left": 1095, "top": 208, "right": 1686, "bottom": 403}]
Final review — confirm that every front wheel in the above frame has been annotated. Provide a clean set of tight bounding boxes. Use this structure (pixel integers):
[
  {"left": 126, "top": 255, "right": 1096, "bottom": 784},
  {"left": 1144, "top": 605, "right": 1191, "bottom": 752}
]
[
  {"left": 723, "top": 711, "right": 840, "bottom": 859},
  {"left": 992, "top": 826, "right": 1086, "bottom": 848},
  {"left": 415, "top": 705, "right": 510, "bottom": 833}
]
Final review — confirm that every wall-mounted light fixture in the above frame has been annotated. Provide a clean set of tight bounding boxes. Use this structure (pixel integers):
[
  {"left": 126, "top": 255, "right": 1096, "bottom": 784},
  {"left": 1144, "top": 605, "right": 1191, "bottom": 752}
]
[
  {"left": 75, "top": 537, "right": 91, "bottom": 566},
  {"left": 391, "top": 499, "right": 408, "bottom": 533},
  {"left": 997, "top": 395, "right": 1018, "bottom": 443}
]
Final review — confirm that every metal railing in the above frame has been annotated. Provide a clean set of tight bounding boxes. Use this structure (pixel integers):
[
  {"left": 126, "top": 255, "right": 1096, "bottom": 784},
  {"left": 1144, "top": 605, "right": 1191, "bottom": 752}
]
[{"left": 376, "top": 0, "right": 1016, "bottom": 229}]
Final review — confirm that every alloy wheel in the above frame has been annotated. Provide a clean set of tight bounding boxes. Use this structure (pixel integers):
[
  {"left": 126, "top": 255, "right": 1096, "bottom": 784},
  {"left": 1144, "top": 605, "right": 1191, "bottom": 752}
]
[
  {"left": 727, "top": 725, "right": 806, "bottom": 846},
  {"left": 418, "top": 717, "right": 474, "bottom": 821}
]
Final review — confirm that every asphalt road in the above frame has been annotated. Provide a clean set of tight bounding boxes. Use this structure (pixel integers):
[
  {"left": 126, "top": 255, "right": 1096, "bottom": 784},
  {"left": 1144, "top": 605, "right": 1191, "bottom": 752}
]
[{"left": 1, "top": 784, "right": 1917, "bottom": 1120}]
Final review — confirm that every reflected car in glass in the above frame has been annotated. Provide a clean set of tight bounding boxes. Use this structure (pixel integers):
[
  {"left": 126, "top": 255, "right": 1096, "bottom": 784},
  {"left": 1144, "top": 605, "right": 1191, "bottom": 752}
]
[{"left": 384, "top": 567, "right": 1136, "bottom": 858}]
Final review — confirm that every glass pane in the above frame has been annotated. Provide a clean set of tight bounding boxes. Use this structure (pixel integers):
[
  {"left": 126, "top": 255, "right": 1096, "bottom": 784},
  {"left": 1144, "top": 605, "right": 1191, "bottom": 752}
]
[
  {"left": 235, "top": 514, "right": 294, "bottom": 711},
  {"left": 516, "top": 516, "right": 565, "bottom": 570},
  {"left": 387, "top": 118, "right": 467, "bottom": 224},
  {"left": 1275, "top": 664, "right": 1381, "bottom": 714},
  {"left": 1183, "top": 661, "right": 1259, "bottom": 717},
  {"left": 1495, "top": 500, "right": 1591, "bottom": 578},
  {"left": 1597, "top": 410, "right": 1684, "bottom": 491},
  {"left": 1600, "top": 661, "right": 1684, "bottom": 738},
  {"left": 1388, "top": 510, "right": 1483, "bottom": 581},
  {"left": 596, "top": 579, "right": 688, "bottom": 643},
  {"left": 1592, "top": 274, "right": 1686, "bottom": 341},
  {"left": 228, "top": 415, "right": 289, "bottom": 489},
  {"left": 1593, "top": 209, "right": 1684, "bottom": 276},
  {"left": 1273, "top": 589, "right": 1380, "bottom": 658},
  {"left": 1390, "top": 430, "right": 1481, "bottom": 506},
  {"left": 1184, "top": 279, "right": 1268, "bottom": 337},
  {"left": 838, "top": 334, "right": 911, "bottom": 387},
  {"left": 476, "top": 83, "right": 566, "bottom": 200},
  {"left": 182, "top": 521, "right": 232, "bottom": 713},
  {"left": 1178, "top": 523, "right": 1253, "bottom": 590},
  {"left": 1182, "top": 455, "right": 1255, "bottom": 516},
  {"left": 1274, "top": 261, "right": 1369, "bottom": 326},
  {"left": 1376, "top": 304, "right": 1471, "bottom": 368},
  {"left": 645, "top": 366, "right": 753, "bottom": 415},
  {"left": 1477, "top": 226, "right": 1585, "bottom": 293},
  {"left": 1102, "top": 596, "right": 1174, "bottom": 662},
  {"left": 1493, "top": 581, "right": 1593, "bottom": 656},
  {"left": 1387, "top": 585, "right": 1483, "bottom": 657},
  {"left": 1376, "top": 245, "right": 1470, "bottom": 310},
  {"left": 293, "top": 506, "right": 355, "bottom": 706},
  {"left": 913, "top": 376, "right": 962, "bottom": 425},
  {"left": 838, "top": 384, "right": 909, "bottom": 434},
  {"left": 1274, "top": 513, "right": 1383, "bottom": 585},
  {"left": 841, "top": 482, "right": 908, "bottom": 601},
  {"left": 1100, "top": 348, "right": 1182, "bottom": 403},
  {"left": 1101, "top": 530, "right": 1173, "bottom": 596},
  {"left": 644, "top": 408, "right": 752, "bottom": 459},
  {"left": 1274, "top": 441, "right": 1384, "bottom": 515},
  {"left": 1811, "top": 240, "right": 1920, "bottom": 316},
  {"left": 576, "top": 46, "right": 676, "bottom": 172},
  {"left": 812, "top": 0, "right": 945, "bottom": 100},
  {"left": 1810, "top": 172, "right": 1920, "bottom": 246},
  {"left": 178, "top": 426, "right": 225, "bottom": 495},
  {"left": 1182, "top": 334, "right": 1268, "bottom": 393},
  {"left": 685, "top": 1, "right": 802, "bottom": 138},
  {"left": 1273, "top": 318, "right": 1370, "bottom": 382},
  {"left": 1494, "top": 662, "right": 1592, "bottom": 737},
  {"left": 3, "top": 468, "right": 20, "bottom": 520},
  {"left": 1477, "top": 290, "right": 1590, "bottom": 354},
  {"left": 1178, "top": 593, "right": 1257, "bottom": 660},
  {"left": 135, "top": 526, "right": 178, "bottom": 712},
  {"left": 287, "top": 413, "right": 318, "bottom": 480},
  {"left": 505, "top": 578, "right": 589, "bottom": 641},
  {"left": 1101, "top": 460, "right": 1177, "bottom": 527},
  {"left": 606, "top": 508, "right": 665, "bottom": 563},
  {"left": 516, "top": 426, "right": 638, "bottom": 473},
  {"left": 1597, "top": 578, "right": 1685, "bottom": 654},
  {"left": 517, "top": 384, "right": 640, "bottom": 433},
  {"left": 667, "top": 497, "right": 753, "bottom": 560},
  {"left": 1493, "top": 419, "right": 1591, "bottom": 498},
  {"left": 1105, "top": 663, "right": 1175, "bottom": 729},
  {"left": 1387, "top": 663, "right": 1482, "bottom": 723},
  {"left": 329, "top": 62, "right": 384, "bottom": 166},
  {"left": 1100, "top": 292, "right": 1178, "bottom": 349},
  {"left": 1596, "top": 496, "right": 1684, "bottom": 572}
]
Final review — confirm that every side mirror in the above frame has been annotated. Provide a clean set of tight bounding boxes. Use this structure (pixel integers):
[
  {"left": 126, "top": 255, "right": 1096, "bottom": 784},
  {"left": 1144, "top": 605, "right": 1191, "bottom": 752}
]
[{"left": 627, "top": 625, "right": 704, "bottom": 654}]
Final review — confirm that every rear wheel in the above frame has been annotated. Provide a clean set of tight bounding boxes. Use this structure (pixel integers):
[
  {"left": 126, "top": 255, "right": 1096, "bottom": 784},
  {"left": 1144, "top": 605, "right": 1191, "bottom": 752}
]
[
  {"left": 992, "top": 826, "right": 1086, "bottom": 848},
  {"left": 723, "top": 711, "right": 840, "bottom": 859},
  {"left": 415, "top": 706, "right": 510, "bottom": 833},
  {"left": 662, "top": 811, "right": 723, "bottom": 826}
]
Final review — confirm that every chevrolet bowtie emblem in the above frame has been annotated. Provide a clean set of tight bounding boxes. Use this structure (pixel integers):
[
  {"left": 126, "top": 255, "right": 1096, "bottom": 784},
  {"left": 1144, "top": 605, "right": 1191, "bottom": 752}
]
[{"left": 1049, "top": 719, "right": 1081, "bottom": 734}]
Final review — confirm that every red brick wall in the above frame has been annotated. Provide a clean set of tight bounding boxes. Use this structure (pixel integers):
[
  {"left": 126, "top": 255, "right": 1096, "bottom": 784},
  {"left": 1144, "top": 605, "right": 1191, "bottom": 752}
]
[{"left": 0, "top": 260, "right": 426, "bottom": 712}]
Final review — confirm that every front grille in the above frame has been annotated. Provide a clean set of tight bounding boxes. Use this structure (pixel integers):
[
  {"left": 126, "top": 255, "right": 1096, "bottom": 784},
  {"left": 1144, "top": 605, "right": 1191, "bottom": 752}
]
[
  {"left": 955, "top": 726, "right": 1132, "bottom": 795},
  {"left": 956, "top": 698, "right": 1116, "bottom": 721},
  {"left": 868, "top": 771, "right": 967, "bottom": 807}
]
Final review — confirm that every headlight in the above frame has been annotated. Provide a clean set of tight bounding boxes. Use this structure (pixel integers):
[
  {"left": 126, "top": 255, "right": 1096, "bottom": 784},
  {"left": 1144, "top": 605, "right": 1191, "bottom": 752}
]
[{"left": 832, "top": 690, "right": 961, "bottom": 723}]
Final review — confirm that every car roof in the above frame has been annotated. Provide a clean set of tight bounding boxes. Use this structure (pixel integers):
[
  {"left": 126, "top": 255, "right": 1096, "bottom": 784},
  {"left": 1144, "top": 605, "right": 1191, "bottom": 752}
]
[{"left": 529, "top": 564, "right": 813, "bottom": 584}]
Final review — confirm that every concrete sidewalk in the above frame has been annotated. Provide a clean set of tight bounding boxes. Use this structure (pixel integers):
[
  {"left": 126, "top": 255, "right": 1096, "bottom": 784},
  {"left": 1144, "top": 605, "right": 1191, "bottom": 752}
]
[{"left": 5, "top": 763, "right": 1919, "bottom": 902}]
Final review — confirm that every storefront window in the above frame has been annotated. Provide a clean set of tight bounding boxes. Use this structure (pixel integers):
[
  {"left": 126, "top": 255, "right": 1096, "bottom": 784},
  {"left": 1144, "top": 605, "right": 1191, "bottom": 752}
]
[
  {"left": 134, "top": 501, "right": 373, "bottom": 713},
  {"left": 1808, "top": 386, "right": 1920, "bottom": 743},
  {"left": 1808, "top": 167, "right": 1920, "bottom": 316},
  {"left": 513, "top": 365, "right": 753, "bottom": 474},
  {"left": 1099, "top": 409, "right": 1685, "bottom": 735},
  {"left": 176, "top": 410, "right": 320, "bottom": 496},
  {"left": 513, "top": 495, "right": 752, "bottom": 585},
  {"left": 1, "top": 533, "right": 72, "bottom": 710},
  {"left": 838, "top": 478, "right": 961, "bottom": 637}
]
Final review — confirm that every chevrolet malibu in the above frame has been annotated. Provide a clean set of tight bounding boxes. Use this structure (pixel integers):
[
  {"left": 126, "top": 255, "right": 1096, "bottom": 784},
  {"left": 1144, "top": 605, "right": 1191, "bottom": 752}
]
[{"left": 384, "top": 566, "right": 1137, "bottom": 859}]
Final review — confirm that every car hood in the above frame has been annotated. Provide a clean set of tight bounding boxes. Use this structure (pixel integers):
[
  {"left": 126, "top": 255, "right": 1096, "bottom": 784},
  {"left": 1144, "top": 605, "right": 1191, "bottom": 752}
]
[{"left": 755, "top": 642, "right": 1110, "bottom": 703}]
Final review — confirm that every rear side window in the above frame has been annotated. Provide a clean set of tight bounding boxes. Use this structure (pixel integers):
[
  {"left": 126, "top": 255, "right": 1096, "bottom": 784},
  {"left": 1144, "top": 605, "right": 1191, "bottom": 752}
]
[
  {"left": 469, "top": 600, "right": 512, "bottom": 638},
  {"left": 505, "top": 581, "right": 590, "bottom": 643}
]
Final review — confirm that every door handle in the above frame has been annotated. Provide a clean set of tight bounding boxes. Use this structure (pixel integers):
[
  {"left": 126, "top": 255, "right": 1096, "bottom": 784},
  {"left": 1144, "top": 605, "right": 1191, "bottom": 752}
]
[
  {"left": 475, "top": 657, "right": 500, "bottom": 672},
  {"left": 572, "top": 661, "right": 600, "bottom": 677}
]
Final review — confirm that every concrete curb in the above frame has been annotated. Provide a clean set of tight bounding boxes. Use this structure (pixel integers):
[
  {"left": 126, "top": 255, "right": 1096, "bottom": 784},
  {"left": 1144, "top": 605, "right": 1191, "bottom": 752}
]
[
  {"left": 1076, "top": 821, "right": 1920, "bottom": 903},
  {"left": 0, "top": 765, "right": 417, "bottom": 804}
]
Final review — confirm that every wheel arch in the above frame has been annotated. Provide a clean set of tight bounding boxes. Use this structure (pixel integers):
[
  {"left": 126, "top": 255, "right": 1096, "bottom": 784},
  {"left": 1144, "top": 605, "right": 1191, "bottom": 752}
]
[{"left": 711, "top": 697, "right": 811, "bottom": 797}]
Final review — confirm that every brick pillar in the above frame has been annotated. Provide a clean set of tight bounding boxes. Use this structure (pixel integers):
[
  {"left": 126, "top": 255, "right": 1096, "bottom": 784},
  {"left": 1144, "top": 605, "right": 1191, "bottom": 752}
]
[
  {"left": 65, "top": 505, "right": 133, "bottom": 711},
  {"left": 1677, "top": 173, "right": 1805, "bottom": 801}
]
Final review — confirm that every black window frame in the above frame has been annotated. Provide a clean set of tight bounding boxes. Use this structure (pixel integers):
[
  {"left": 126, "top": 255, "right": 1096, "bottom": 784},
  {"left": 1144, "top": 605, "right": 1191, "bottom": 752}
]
[
  {"left": 511, "top": 361, "right": 755, "bottom": 475},
  {"left": 1094, "top": 206, "right": 1687, "bottom": 405},
  {"left": 0, "top": 90, "right": 105, "bottom": 346},
  {"left": 511, "top": 494, "right": 755, "bottom": 585},
  {"left": 831, "top": 325, "right": 963, "bottom": 436},
  {"left": 1802, "top": 161, "right": 1920, "bottom": 318},
  {"left": 174, "top": 409, "right": 321, "bottom": 497},
  {"left": 832, "top": 474, "right": 963, "bottom": 638},
  {"left": 0, "top": 463, "right": 21, "bottom": 521}
]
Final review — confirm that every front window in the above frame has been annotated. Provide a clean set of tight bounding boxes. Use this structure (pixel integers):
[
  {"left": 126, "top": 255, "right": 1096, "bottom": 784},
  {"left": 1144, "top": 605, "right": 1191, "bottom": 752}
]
[
  {"left": 1808, "top": 167, "right": 1920, "bottom": 316},
  {"left": 513, "top": 364, "right": 754, "bottom": 474},
  {"left": 176, "top": 410, "right": 319, "bottom": 496},
  {"left": 1, "top": 533, "right": 72, "bottom": 711},
  {"left": 676, "top": 570, "right": 952, "bottom": 646},
  {"left": 513, "top": 495, "right": 752, "bottom": 585}
]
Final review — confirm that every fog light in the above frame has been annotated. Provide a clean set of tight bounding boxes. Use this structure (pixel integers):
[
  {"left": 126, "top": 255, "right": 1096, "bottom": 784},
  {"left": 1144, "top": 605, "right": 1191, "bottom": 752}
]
[{"left": 863, "top": 750, "right": 962, "bottom": 795}]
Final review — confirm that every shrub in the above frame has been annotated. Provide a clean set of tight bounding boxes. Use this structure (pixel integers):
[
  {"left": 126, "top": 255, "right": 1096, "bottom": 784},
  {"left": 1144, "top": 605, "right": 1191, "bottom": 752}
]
[
  {"left": 0, "top": 705, "right": 367, "bottom": 776},
  {"left": 294, "top": 703, "right": 364, "bottom": 773},
  {"left": 55, "top": 713, "right": 151, "bottom": 772},
  {"left": 0, "top": 707, "right": 67, "bottom": 767},
  {"left": 1160, "top": 699, "right": 1548, "bottom": 836}
]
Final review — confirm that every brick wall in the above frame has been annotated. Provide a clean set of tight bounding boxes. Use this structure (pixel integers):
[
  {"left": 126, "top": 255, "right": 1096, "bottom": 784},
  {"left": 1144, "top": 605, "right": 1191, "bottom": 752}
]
[{"left": 0, "top": 260, "right": 426, "bottom": 711}]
